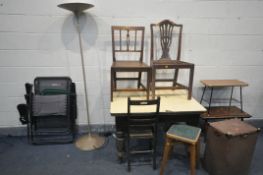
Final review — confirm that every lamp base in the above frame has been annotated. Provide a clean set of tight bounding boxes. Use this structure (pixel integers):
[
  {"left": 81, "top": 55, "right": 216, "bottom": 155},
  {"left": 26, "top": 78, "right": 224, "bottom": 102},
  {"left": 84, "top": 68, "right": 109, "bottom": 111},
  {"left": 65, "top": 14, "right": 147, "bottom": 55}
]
[{"left": 75, "top": 133, "right": 105, "bottom": 151}]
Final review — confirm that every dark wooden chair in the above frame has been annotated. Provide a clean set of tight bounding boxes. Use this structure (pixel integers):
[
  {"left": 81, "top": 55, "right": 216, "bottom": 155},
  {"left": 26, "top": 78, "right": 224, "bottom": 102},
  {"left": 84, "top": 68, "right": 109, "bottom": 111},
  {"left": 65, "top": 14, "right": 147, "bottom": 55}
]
[
  {"left": 150, "top": 19, "right": 195, "bottom": 99},
  {"left": 111, "top": 26, "right": 151, "bottom": 101},
  {"left": 127, "top": 97, "right": 160, "bottom": 171}
]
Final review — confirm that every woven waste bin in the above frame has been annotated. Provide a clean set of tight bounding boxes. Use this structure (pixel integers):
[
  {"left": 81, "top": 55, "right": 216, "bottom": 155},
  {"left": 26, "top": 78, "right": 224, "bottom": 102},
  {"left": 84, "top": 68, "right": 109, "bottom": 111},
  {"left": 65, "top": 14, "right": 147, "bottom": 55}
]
[{"left": 204, "top": 119, "right": 260, "bottom": 175}]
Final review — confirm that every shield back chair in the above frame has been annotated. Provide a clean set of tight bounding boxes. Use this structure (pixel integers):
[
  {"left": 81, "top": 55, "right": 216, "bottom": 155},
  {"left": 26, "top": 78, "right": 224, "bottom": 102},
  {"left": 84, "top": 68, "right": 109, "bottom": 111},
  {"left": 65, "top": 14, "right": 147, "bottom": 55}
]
[
  {"left": 22, "top": 77, "right": 77, "bottom": 144},
  {"left": 150, "top": 19, "right": 195, "bottom": 99},
  {"left": 126, "top": 97, "right": 160, "bottom": 172},
  {"left": 111, "top": 26, "right": 151, "bottom": 101}
]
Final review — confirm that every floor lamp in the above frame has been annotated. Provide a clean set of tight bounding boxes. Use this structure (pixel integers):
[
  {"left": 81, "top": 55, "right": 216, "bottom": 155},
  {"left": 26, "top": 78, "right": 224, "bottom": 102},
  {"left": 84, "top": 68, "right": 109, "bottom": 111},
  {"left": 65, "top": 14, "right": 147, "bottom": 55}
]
[{"left": 58, "top": 2, "right": 105, "bottom": 151}]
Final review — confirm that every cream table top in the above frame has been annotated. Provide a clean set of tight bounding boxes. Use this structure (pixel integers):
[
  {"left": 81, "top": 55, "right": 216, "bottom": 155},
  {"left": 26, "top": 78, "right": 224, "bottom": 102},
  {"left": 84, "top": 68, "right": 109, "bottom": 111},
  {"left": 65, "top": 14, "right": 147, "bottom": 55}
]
[{"left": 110, "top": 90, "right": 206, "bottom": 115}]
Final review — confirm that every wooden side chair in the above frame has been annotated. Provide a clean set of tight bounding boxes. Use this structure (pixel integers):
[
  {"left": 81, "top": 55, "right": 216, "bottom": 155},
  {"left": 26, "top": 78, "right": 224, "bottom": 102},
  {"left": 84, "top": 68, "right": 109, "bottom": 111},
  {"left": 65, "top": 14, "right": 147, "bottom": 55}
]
[
  {"left": 150, "top": 19, "right": 195, "bottom": 99},
  {"left": 111, "top": 26, "right": 151, "bottom": 101},
  {"left": 160, "top": 124, "right": 201, "bottom": 175},
  {"left": 126, "top": 97, "right": 160, "bottom": 172}
]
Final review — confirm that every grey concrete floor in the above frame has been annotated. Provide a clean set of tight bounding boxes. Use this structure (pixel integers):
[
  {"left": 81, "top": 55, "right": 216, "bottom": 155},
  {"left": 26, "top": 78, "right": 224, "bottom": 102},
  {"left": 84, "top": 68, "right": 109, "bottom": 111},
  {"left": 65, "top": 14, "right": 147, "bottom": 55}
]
[{"left": 0, "top": 131, "right": 262, "bottom": 175}]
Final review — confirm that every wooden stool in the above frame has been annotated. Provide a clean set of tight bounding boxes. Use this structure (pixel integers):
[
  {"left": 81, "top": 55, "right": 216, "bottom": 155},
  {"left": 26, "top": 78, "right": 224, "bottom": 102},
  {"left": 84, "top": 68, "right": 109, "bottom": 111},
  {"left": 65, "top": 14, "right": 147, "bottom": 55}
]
[{"left": 160, "top": 124, "right": 201, "bottom": 175}]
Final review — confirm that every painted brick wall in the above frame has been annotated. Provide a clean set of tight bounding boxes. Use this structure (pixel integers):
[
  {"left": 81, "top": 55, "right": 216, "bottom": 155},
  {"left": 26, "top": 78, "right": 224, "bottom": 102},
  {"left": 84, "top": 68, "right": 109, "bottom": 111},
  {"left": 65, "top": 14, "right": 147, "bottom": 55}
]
[{"left": 0, "top": 0, "right": 262, "bottom": 128}]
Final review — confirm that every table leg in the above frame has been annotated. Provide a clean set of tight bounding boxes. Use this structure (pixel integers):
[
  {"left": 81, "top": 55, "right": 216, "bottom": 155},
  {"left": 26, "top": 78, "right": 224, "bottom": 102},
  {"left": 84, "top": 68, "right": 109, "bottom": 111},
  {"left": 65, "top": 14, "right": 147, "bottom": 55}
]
[
  {"left": 240, "top": 86, "right": 243, "bottom": 112},
  {"left": 208, "top": 87, "right": 214, "bottom": 114},
  {"left": 229, "top": 86, "right": 234, "bottom": 110},
  {"left": 200, "top": 86, "right": 207, "bottom": 103},
  {"left": 115, "top": 117, "right": 127, "bottom": 162},
  {"left": 115, "top": 131, "right": 125, "bottom": 163}
]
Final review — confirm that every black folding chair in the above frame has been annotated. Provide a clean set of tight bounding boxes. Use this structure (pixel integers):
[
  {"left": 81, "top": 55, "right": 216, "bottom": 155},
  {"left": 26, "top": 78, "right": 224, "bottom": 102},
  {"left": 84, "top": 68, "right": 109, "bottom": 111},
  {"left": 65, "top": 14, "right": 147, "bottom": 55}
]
[{"left": 17, "top": 77, "right": 77, "bottom": 144}]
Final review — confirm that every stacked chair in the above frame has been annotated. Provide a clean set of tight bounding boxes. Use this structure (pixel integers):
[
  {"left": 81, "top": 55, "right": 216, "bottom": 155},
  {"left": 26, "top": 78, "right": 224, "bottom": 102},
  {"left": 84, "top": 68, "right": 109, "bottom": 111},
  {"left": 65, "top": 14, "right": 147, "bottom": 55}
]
[
  {"left": 111, "top": 26, "right": 151, "bottom": 101},
  {"left": 126, "top": 97, "right": 160, "bottom": 171},
  {"left": 150, "top": 19, "right": 195, "bottom": 99},
  {"left": 18, "top": 77, "right": 77, "bottom": 144},
  {"left": 110, "top": 20, "right": 195, "bottom": 102}
]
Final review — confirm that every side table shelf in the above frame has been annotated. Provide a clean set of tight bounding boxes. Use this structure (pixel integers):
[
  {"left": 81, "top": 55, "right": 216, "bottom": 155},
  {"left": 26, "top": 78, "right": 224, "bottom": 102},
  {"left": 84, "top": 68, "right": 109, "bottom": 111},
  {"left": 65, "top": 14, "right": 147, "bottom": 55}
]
[
  {"left": 200, "top": 79, "right": 250, "bottom": 120},
  {"left": 201, "top": 106, "right": 251, "bottom": 120}
]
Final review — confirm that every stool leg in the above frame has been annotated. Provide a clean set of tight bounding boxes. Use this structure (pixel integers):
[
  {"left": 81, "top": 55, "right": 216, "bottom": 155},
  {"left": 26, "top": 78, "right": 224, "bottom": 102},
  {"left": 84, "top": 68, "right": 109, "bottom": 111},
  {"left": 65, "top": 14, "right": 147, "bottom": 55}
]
[
  {"left": 196, "top": 139, "right": 200, "bottom": 168},
  {"left": 190, "top": 144, "right": 196, "bottom": 175},
  {"left": 160, "top": 137, "right": 174, "bottom": 175}
]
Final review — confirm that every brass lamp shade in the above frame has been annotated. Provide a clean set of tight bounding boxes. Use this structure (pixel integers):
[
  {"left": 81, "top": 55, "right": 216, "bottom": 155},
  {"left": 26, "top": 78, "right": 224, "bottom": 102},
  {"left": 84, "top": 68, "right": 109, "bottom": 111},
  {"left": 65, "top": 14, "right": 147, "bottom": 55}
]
[{"left": 58, "top": 3, "right": 94, "bottom": 13}]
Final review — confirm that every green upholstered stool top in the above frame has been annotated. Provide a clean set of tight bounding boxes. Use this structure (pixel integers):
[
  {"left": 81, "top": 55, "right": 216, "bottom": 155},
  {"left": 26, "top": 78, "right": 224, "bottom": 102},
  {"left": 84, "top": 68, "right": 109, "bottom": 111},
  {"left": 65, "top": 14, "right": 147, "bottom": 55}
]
[{"left": 167, "top": 124, "right": 201, "bottom": 144}]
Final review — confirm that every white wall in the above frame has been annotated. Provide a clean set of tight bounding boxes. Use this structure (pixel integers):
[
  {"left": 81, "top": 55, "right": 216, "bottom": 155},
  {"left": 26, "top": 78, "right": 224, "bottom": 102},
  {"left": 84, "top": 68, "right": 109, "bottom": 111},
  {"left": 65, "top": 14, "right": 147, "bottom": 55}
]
[{"left": 0, "top": 0, "right": 263, "bottom": 128}]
